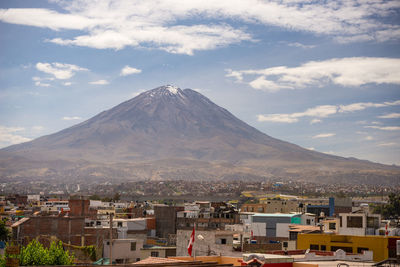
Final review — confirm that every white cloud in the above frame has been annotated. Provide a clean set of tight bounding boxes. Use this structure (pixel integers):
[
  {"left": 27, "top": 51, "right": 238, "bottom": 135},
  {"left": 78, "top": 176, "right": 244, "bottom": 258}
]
[
  {"left": 378, "top": 113, "right": 400, "bottom": 119},
  {"left": 62, "top": 116, "right": 82, "bottom": 121},
  {"left": 365, "top": 136, "right": 374, "bottom": 141},
  {"left": 32, "top": 126, "right": 44, "bottom": 132},
  {"left": 365, "top": 126, "right": 400, "bottom": 131},
  {"left": 120, "top": 65, "right": 141, "bottom": 76},
  {"left": 313, "top": 133, "right": 336, "bottom": 138},
  {"left": 1, "top": 0, "right": 399, "bottom": 55},
  {"left": 89, "top": 79, "right": 109, "bottom": 85},
  {"left": 257, "top": 99, "right": 400, "bottom": 123},
  {"left": 310, "top": 119, "right": 322, "bottom": 124},
  {"left": 378, "top": 142, "right": 398, "bottom": 147},
  {"left": 227, "top": 57, "right": 400, "bottom": 91},
  {"left": 257, "top": 105, "right": 337, "bottom": 123},
  {"left": 63, "top": 82, "right": 72, "bottom": 86},
  {"left": 35, "top": 81, "right": 50, "bottom": 87},
  {"left": 287, "top": 42, "right": 316, "bottom": 49},
  {"left": 257, "top": 114, "right": 299, "bottom": 123},
  {"left": 32, "top": 76, "right": 54, "bottom": 87},
  {"left": 0, "top": 126, "right": 31, "bottom": 146},
  {"left": 36, "top": 62, "right": 88, "bottom": 80}
]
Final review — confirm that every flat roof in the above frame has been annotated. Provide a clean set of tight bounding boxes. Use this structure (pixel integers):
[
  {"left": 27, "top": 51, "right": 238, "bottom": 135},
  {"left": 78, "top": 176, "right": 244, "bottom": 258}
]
[
  {"left": 252, "top": 213, "right": 300, "bottom": 217},
  {"left": 296, "top": 260, "right": 374, "bottom": 266}
]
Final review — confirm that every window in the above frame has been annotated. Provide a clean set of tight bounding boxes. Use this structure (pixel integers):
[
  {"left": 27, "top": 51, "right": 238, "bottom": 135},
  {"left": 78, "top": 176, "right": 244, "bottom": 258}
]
[
  {"left": 347, "top": 216, "right": 363, "bottom": 228},
  {"left": 310, "top": 244, "right": 319, "bottom": 250},
  {"left": 221, "top": 238, "right": 227, "bottom": 244},
  {"left": 367, "top": 217, "right": 379, "bottom": 228},
  {"left": 306, "top": 219, "right": 311, "bottom": 225},
  {"left": 289, "top": 232, "right": 298, "bottom": 241},
  {"left": 117, "top": 222, "right": 122, "bottom": 227},
  {"left": 96, "top": 221, "right": 101, "bottom": 226},
  {"left": 151, "top": 251, "right": 159, "bottom": 257},
  {"left": 321, "top": 245, "right": 326, "bottom": 251},
  {"left": 130, "top": 242, "right": 136, "bottom": 251},
  {"left": 283, "top": 242, "right": 288, "bottom": 248},
  {"left": 339, "top": 216, "right": 342, "bottom": 227},
  {"left": 329, "top": 223, "right": 336, "bottom": 230}
]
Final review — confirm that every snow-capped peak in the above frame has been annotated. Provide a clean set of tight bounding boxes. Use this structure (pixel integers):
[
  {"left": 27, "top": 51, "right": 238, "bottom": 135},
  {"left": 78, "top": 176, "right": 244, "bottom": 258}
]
[{"left": 165, "top": 85, "right": 179, "bottom": 94}]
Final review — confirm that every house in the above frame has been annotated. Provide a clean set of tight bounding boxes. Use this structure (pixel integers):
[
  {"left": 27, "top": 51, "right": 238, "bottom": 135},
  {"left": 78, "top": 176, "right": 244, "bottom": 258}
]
[
  {"left": 103, "top": 238, "right": 143, "bottom": 263},
  {"left": 140, "top": 245, "right": 176, "bottom": 259},
  {"left": 297, "top": 233, "right": 400, "bottom": 262},
  {"left": 337, "top": 211, "right": 380, "bottom": 236},
  {"left": 176, "top": 229, "right": 241, "bottom": 257}
]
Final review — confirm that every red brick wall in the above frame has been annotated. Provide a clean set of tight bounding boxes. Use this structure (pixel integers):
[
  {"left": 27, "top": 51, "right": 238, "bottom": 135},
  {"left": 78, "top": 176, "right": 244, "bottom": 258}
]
[{"left": 69, "top": 199, "right": 90, "bottom": 216}]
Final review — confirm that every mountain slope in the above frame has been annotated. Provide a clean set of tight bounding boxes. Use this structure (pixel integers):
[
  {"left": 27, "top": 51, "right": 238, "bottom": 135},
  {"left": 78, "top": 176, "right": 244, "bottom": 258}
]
[{"left": 1, "top": 85, "right": 399, "bottom": 184}]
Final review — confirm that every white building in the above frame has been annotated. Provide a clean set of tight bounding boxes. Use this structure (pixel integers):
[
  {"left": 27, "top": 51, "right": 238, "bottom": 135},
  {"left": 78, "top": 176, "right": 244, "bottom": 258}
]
[
  {"left": 103, "top": 238, "right": 143, "bottom": 263},
  {"left": 338, "top": 212, "right": 380, "bottom": 236},
  {"left": 176, "top": 229, "right": 241, "bottom": 257}
]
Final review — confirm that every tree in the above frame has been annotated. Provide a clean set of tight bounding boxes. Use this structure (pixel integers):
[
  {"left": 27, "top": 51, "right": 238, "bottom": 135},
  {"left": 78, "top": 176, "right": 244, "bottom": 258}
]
[
  {"left": 112, "top": 192, "right": 120, "bottom": 202},
  {"left": 18, "top": 240, "right": 74, "bottom": 266},
  {"left": 375, "top": 193, "right": 400, "bottom": 219},
  {"left": 0, "top": 220, "right": 9, "bottom": 241}
]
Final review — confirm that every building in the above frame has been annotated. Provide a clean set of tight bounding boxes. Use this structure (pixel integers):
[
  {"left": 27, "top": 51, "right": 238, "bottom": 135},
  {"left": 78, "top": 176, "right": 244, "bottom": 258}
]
[
  {"left": 250, "top": 213, "right": 302, "bottom": 237},
  {"left": 297, "top": 233, "right": 400, "bottom": 262},
  {"left": 337, "top": 212, "right": 380, "bottom": 236},
  {"left": 140, "top": 246, "right": 176, "bottom": 259},
  {"left": 154, "top": 204, "right": 184, "bottom": 239},
  {"left": 103, "top": 238, "right": 143, "bottom": 263},
  {"left": 176, "top": 201, "right": 239, "bottom": 231},
  {"left": 11, "top": 216, "right": 117, "bottom": 247},
  {"left": 176, "top": 229, "right": 241, "bottom": 257}
]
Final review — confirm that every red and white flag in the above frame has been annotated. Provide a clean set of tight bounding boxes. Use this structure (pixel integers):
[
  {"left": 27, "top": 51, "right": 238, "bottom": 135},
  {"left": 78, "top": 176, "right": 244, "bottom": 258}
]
[
  {"left": 385, "top": 222, "right": 389, "bottom": 236},
  {"left": 188, "top": 226, "right": 195, "bottom": 256}
]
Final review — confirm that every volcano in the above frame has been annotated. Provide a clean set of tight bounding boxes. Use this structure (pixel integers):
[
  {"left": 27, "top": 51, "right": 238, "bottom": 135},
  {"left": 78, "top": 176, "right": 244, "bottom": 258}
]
[{"left": 1, "top": 85, "right": 399, "bottom": 184}]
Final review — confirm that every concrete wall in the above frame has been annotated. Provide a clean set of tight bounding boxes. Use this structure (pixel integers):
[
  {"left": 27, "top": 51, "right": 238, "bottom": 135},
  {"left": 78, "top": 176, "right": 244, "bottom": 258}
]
[
  {"left": 251, "top": 222, "right": 267, "bottom": 237},
  {"left": 103, "top": 239, "right": 143, "bottom": 263},
  {"left": 140, "top": 247, "right": 176, "bottom": 259},
  {"left": 276, "top": 223, "right": 290, "bottom": 238},
  {"left": 252, "top": 216, "right": 292, "bottom": 237},
  {"left": 176, "top": 230, "right": 241, "bottom": 257}
]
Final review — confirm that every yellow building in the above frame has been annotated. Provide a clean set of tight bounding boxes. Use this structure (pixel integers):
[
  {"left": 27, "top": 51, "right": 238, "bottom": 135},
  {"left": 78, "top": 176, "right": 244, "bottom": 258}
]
[{"left": 297, "top": 233, "right": 400, "bottom": 262}]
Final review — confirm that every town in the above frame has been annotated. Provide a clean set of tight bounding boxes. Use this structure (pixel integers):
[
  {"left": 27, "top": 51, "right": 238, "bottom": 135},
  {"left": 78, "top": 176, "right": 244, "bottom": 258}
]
[{"left": 1, "top": 187, "right": 399, "bottom": 267}]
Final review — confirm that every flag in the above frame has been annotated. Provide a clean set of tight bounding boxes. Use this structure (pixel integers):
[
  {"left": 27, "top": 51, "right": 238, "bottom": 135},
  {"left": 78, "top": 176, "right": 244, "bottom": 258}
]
[
  {"left": 251, "top": 230, "right": 254, "bottom": 240},
  {"left": 385, "top": 222, "right": 389, "bottom": 236},
  {"left": 188, "top": 226, "right": 195, "bottom": 256}
]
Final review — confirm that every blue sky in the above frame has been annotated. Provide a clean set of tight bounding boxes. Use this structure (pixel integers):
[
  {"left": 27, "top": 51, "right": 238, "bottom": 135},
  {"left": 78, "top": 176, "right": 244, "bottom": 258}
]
[{"left": 0, "top": 0, "right": 399, "bottom": 165}]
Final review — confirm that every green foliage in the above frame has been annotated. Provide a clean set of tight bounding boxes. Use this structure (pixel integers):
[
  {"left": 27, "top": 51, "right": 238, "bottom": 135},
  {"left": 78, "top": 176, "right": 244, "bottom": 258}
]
[
  {"left": 18, "top": 239, "right": 74, "bottom": 266},
  {"left": 81, "top": 245, "right": 96, "bottom": 261},
  {"left": 0, "top": 219, "right": 10, "bottom": 241},
  {"left": 48, "top": 241, "right": 75, "bottom": 265},
  {"left": 112, "top": 193, "right": 120, "bottom": 202},
  {"left": 375, "top": 193, "right": 400, "bottom": 219},
  {"left": 0, "top": 254, "right": 5, "bottom": 267},
  {"left": 19, "top": 239, "right": 51, "bottom": 266},
  {"left": 89, "top": 195, "right": 101, "bottom": 200}
]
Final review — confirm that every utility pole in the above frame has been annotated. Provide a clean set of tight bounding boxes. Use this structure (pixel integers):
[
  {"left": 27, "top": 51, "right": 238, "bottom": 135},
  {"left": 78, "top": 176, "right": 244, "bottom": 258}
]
[{"left": 109, "top": 213, "right": 113, "bottom": 265}]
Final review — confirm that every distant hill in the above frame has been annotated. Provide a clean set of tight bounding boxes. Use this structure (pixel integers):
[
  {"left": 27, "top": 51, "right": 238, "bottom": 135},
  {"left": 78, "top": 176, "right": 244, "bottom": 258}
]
[{"left": 1, "top": 85, "right": 399, "bottom": 185}]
